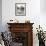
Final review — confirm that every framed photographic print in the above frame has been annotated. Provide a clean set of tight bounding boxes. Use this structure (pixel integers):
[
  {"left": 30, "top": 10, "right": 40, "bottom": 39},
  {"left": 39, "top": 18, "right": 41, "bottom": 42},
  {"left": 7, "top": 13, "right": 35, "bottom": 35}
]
[{"left": 15, "top": 3, "right": 26, "bottom": 16}]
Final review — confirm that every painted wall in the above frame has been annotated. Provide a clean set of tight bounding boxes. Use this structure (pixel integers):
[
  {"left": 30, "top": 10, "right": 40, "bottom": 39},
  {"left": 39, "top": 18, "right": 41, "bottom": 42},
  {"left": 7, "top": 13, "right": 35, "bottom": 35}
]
[
  {"left": 40, "top": 0, "right": 46, "bottom": 31},
  {"left": 2, "top": 0, "right": 46, "bottom": 46},
  {"left": 0, "top": 0, "right": 2, "bottom": 32},
  {"left": 2, "top": 0, "right": 40, "bottom": 31},
  {"left": 40, "top": 0, "right": 46, "bottom": 13}
]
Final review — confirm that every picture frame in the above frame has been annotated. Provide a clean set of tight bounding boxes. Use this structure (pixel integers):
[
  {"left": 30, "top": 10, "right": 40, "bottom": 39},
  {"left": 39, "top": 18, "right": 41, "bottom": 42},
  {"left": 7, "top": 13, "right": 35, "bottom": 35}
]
[{"left": 15, "top": 3, "right": 26, "bottom": 16}]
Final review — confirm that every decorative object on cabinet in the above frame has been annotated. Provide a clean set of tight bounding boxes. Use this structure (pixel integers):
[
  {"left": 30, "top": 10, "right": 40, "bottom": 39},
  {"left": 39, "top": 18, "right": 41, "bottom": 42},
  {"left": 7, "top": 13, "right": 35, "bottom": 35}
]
[
  {"left": 25, "top": 20, "right": 30, "bottom": 23},
  {"left": 15, "top": 3, "right": 26, "bottom": 16},
  {"left": 7, "top": 23, "right": 34, "bottom": 46},
  {"left": 8, "top": 19, "right": 19, "bottom": 23}
]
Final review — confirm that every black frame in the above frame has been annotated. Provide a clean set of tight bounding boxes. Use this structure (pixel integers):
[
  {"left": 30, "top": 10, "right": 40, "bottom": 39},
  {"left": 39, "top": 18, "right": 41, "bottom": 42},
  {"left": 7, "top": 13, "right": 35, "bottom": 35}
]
[{"left": 15, "top": 3, "right": 26, "bottom": 16}]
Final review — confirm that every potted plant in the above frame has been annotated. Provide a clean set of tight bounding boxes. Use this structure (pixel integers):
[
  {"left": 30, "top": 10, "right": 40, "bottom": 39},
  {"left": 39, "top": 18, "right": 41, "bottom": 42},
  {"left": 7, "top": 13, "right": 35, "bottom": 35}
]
[{"left": 36, "top": 25, "right": 45, "bottom": 46}]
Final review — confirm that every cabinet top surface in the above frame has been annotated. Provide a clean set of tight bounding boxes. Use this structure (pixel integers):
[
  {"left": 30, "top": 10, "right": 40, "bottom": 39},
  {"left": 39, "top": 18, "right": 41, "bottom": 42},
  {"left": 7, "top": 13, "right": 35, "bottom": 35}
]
[{"left": 7, "top": 23, "right": 34, "bottom": 25}]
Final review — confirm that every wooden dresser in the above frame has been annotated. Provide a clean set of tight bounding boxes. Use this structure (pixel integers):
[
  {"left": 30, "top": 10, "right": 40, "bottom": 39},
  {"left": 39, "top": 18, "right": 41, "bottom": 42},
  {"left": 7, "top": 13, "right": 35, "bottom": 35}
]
[{"left": 7, "top": 23, "right": 34, "bottom": 46}]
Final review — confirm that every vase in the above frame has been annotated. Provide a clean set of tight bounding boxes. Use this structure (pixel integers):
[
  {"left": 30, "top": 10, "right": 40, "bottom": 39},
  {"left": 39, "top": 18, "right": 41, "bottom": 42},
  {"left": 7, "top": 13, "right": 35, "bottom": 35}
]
[{"left": 39, "top": 40, "right": 45, "bottom": 46}]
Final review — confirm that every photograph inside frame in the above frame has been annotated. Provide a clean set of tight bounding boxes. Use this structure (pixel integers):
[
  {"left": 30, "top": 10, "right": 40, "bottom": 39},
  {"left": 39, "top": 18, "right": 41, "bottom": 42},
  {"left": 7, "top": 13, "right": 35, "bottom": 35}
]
[{"left": 15, "top": 3, "right": 26, "bottom": 16}]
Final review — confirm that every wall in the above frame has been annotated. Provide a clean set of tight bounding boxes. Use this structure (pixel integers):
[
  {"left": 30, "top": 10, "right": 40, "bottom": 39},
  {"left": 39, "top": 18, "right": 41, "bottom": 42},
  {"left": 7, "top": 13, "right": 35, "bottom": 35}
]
[
  {"left": 40, "top": 0, "right": 46, "bottom": 13},
  {"left": 40, "top": 0, "right": 46, "bottom": 31},
  {"left": 0, "top": 0, "right": 2, "bottom": 32},
  {"left": 2, "top": 0, "right": 40, "bottom": 30},
  {"left": 2, "top": 0, "right": 46, "bottom": 46}
]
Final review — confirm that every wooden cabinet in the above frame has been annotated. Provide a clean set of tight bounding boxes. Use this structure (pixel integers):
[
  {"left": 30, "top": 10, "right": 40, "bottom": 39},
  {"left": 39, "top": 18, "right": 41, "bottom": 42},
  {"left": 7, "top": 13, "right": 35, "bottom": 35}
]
[{"left": 7, "top": 23, "right": 34, "bottom": 46}]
